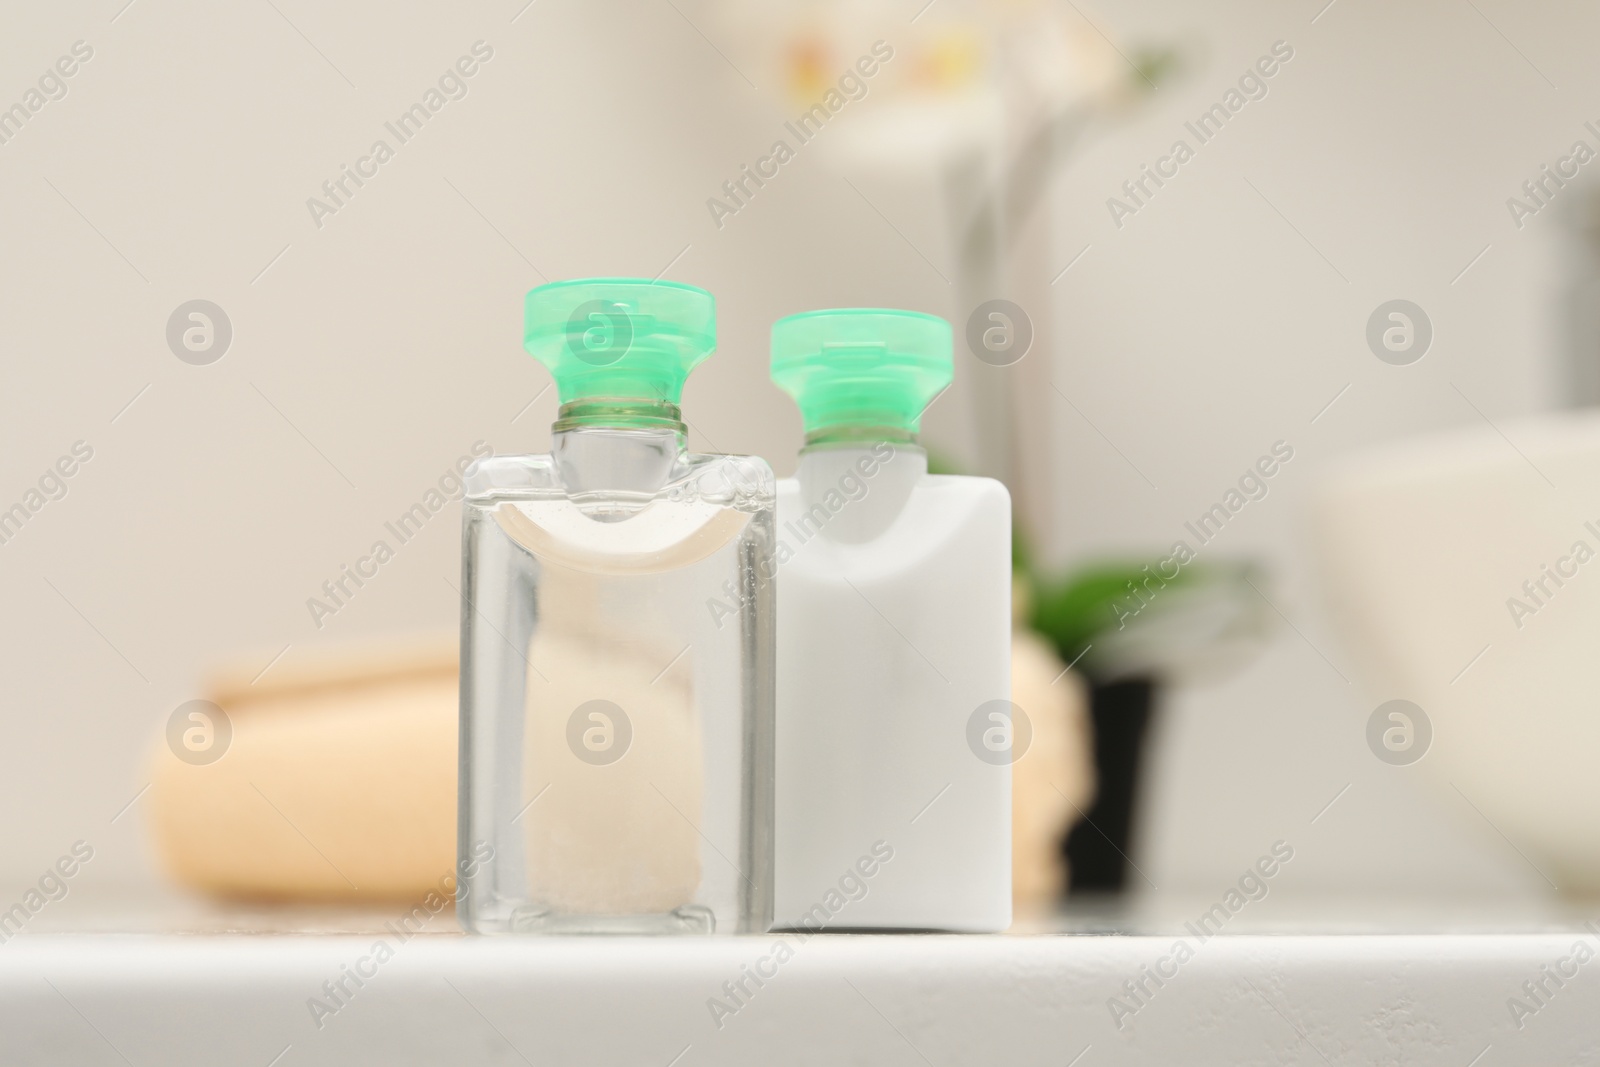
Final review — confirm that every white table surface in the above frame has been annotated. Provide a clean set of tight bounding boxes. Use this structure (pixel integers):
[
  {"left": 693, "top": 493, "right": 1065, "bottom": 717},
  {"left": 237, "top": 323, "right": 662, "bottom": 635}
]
[{"left": 3, "top": 894, "right": 1598, "bottom": 1066}]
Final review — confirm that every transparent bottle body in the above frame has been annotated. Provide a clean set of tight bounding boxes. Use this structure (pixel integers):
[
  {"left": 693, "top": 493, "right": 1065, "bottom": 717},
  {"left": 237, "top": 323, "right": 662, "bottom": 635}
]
[{"left": 458, "top": 429, "right": 774, "bottom": 934}]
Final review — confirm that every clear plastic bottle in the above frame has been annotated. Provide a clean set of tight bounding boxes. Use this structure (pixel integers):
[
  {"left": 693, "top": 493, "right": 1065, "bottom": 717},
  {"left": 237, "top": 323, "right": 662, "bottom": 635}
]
[
  {"left": 458, "top": 279, "right": 775, "bottom": 934},
  {"left": 770, "top": 309, "right": 1012, "bottom": 932}
]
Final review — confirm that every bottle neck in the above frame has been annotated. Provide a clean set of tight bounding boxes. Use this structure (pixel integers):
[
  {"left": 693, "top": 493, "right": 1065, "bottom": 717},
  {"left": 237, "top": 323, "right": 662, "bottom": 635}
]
[
  {"left": 550, "top": 399, "right": 686, "bottom": 501},
  {"left": 801, "top": 423, "right": 918, "bottom": 452},
  {"left": 795, "top": 443, "right": 925, "bottom": 543},
  {"left": 552, "top": 398, "right": 685, "bottom": 437}
]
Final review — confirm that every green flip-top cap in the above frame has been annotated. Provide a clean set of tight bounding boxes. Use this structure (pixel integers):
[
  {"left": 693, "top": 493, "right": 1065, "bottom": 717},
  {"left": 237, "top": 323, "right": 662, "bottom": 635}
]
[
  {"left": 524, "top": 278, "right": 715, "bottom": 406},
  {"left": 770, "top": 308, "right": 952, "bottom": 438}
]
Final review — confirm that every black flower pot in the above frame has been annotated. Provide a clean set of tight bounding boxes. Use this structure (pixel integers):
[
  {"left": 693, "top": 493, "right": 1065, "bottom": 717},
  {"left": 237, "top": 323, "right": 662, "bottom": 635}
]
[{"left": 1063, "top": 675, "right": 1157, "bottom": 894}]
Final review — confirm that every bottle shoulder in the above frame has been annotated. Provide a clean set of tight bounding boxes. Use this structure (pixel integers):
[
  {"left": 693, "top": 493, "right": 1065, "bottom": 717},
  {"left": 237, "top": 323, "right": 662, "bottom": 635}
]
[
  {"left": 777, "top": 470, "right": 1008, "bottom": 553},
  {"left": 686, "top": 451, "right": 774, "bottom": 489},
  {"left": 466, "top": 453, "right": 558, "bottom": 496},
  {"left": 466, "top": 450, "right": 774, "bottom": 508},
  {"left": 922, "top": 472, "right": 1011, "bottom": 502},
  {"left": 776, "top": 470, "right": 1010, "bottom": 506}
]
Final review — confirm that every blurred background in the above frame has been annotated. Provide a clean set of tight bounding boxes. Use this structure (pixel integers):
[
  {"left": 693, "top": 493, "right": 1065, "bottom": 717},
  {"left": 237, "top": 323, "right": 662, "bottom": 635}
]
[{"left": 2, "top": 0, "right": 1596, "bottom": 920}]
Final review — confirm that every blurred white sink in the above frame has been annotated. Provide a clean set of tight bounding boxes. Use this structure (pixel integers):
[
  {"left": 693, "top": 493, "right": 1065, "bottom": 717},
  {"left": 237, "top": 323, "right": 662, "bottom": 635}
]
[{"left": 1312, "top": 409, "right": 1600, "bottom": 891}]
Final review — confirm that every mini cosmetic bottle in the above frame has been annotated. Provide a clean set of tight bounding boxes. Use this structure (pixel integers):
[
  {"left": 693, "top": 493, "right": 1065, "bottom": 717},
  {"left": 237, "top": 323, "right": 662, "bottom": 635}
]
[
  {"left": 770, "top": 309, "right": 1012, "bottom": 932},
  {"left": 458, "top": 279, "right": 775, "bottom": 934}
]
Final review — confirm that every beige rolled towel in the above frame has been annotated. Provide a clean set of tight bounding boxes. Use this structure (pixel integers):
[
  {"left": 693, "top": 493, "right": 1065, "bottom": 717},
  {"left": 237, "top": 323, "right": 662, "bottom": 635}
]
[
  {"left": 149, "top": 626, "right": 1095, "bottom": 911},
  {"left": 1010, "top": 628, "right": 1095, "bottom": 912},
  {"left": 147, "top": 638, "right": 459, "bottom": 901}
]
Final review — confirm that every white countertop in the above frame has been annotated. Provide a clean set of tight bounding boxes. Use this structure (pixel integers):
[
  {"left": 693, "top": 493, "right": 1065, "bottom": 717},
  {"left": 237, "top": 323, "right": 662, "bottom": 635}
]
[{"left": 4, "top": 896, "right": 1599, "bottom": 1065}]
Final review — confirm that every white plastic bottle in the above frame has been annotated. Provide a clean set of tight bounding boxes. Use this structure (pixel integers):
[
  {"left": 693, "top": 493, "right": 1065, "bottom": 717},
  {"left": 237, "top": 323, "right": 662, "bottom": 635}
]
[{"left": 770, "top": 309, "right": 1012, "bottom": 932}]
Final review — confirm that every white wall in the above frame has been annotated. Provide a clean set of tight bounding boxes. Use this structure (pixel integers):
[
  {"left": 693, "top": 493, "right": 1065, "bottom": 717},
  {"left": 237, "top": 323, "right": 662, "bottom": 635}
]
[{"left": 0, "top": 0, "right": 1583, "bottom": 902}]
